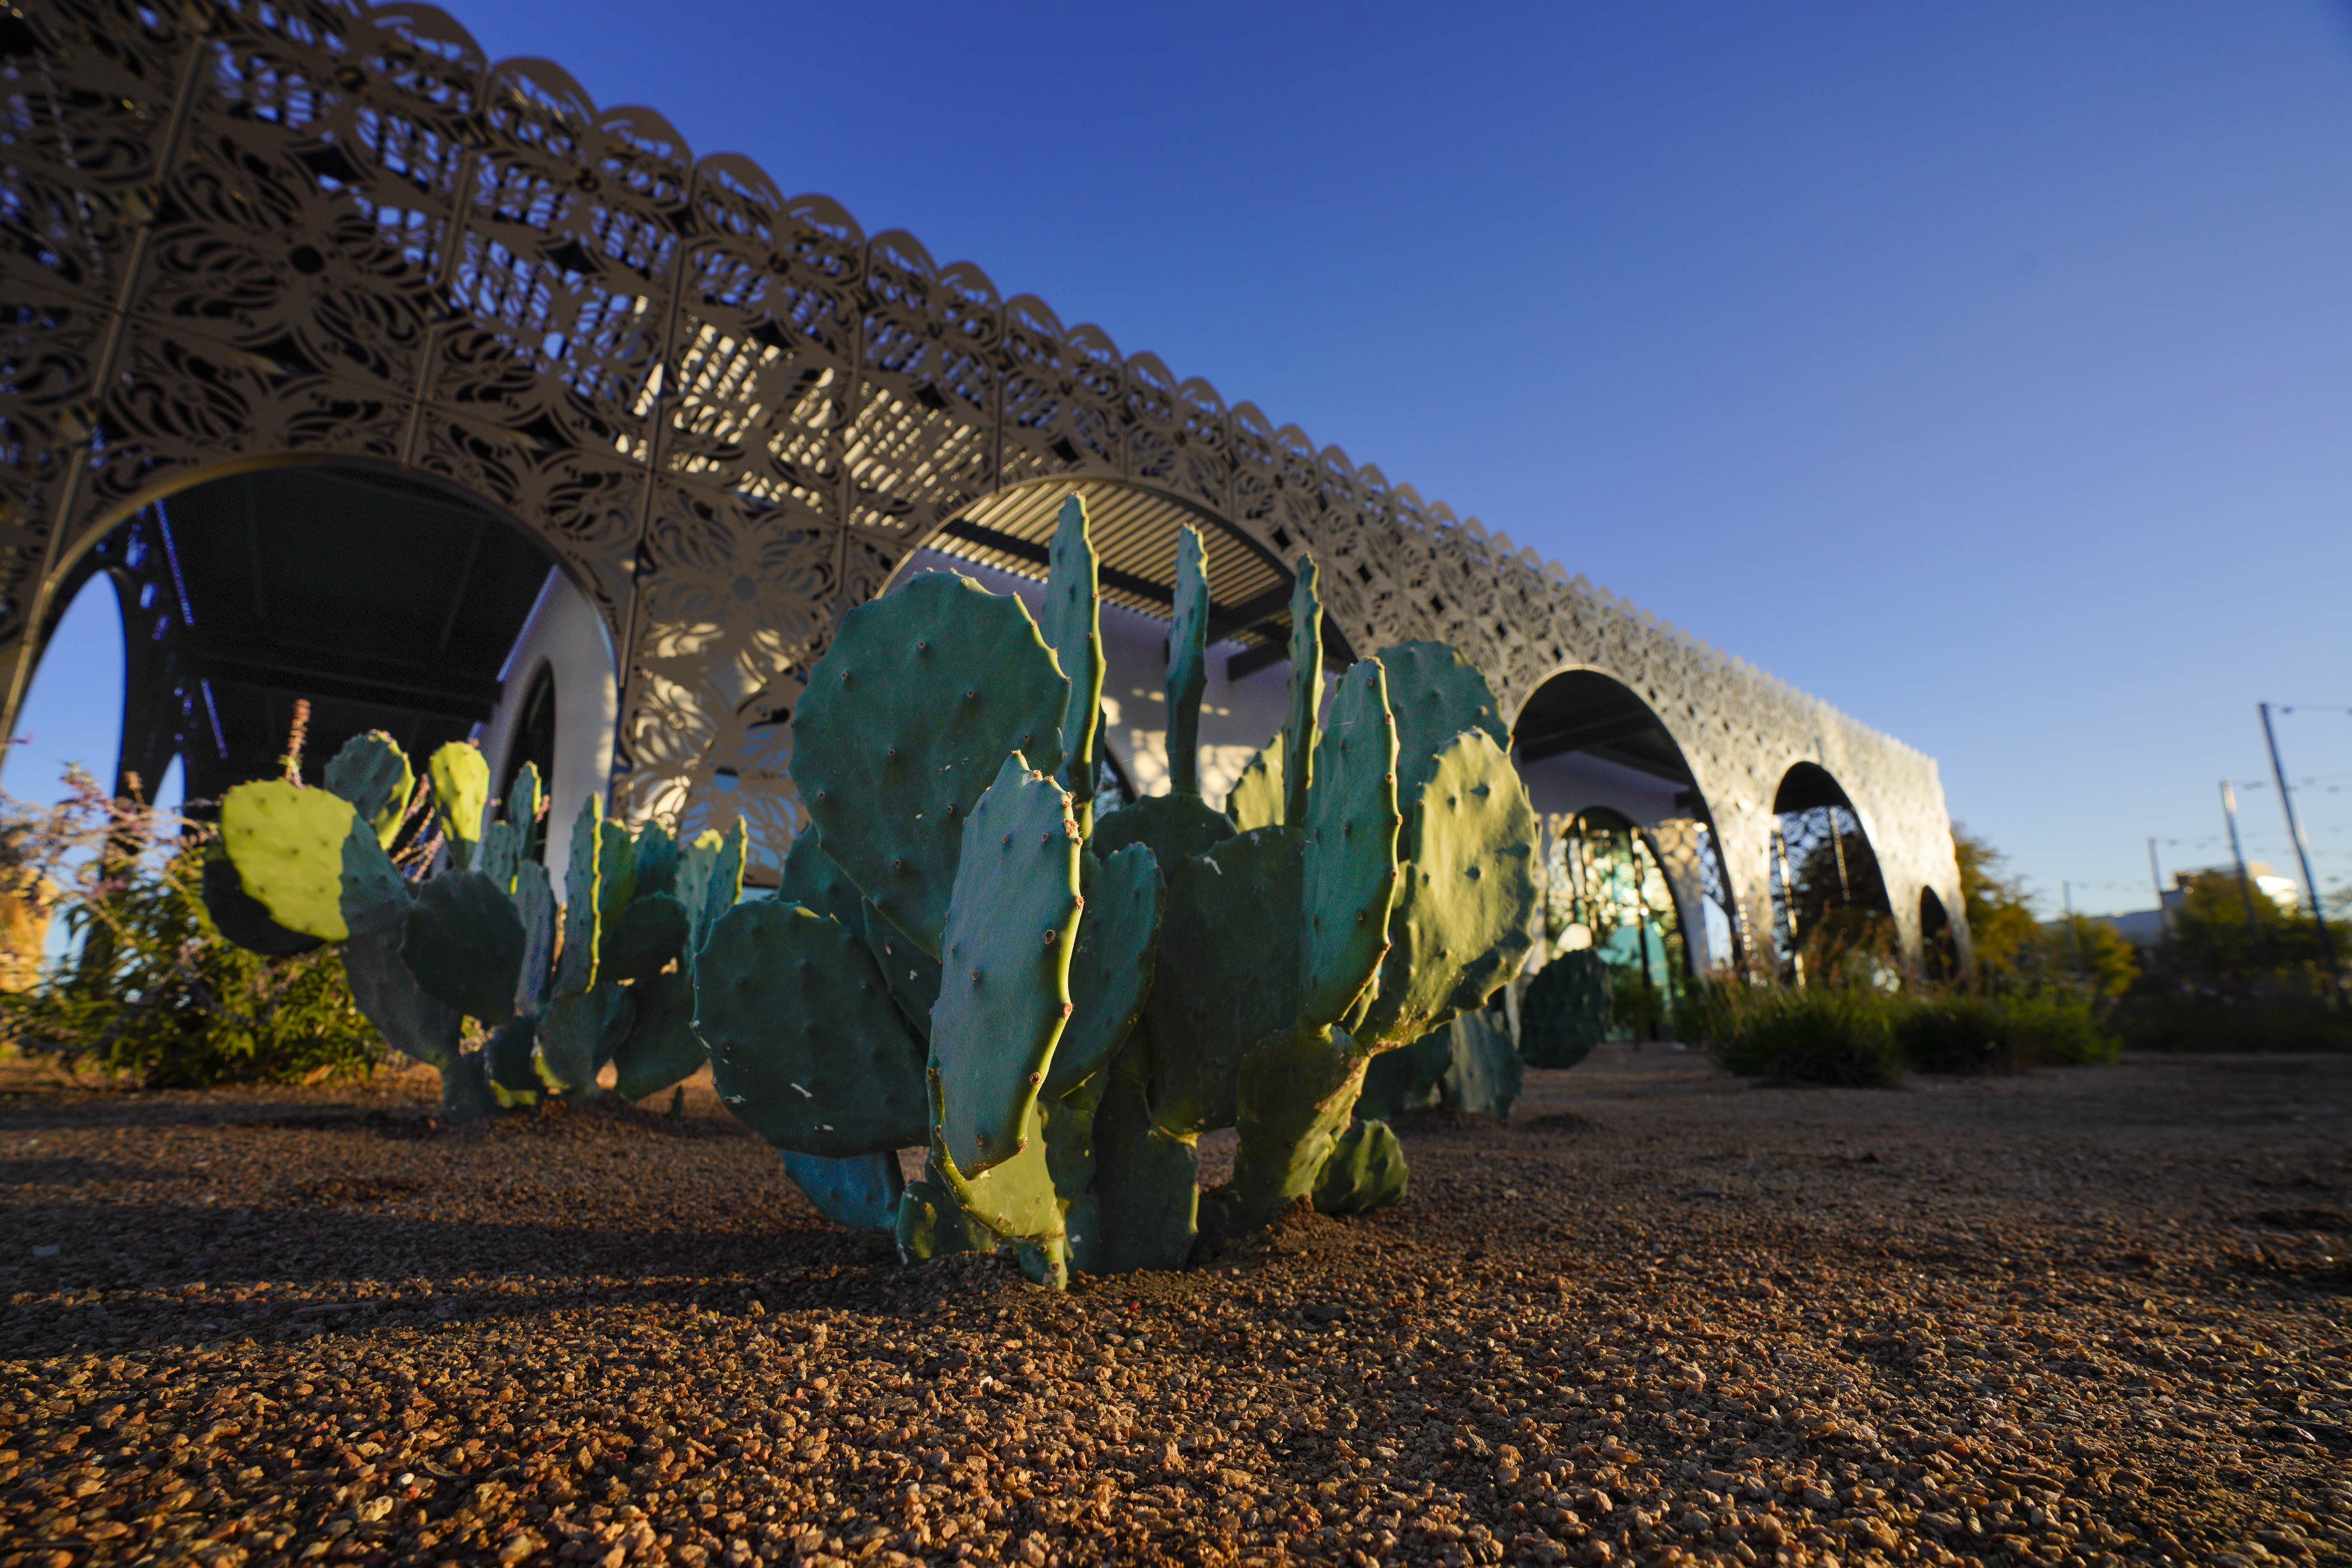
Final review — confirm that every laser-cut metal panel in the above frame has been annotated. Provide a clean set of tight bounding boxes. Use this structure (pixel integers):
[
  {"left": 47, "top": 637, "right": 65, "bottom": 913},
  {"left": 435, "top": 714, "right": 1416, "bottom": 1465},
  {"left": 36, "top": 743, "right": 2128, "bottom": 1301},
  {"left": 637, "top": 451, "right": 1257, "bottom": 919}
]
[{"left": 2, "top": 0, "right": 1965, "bottom": 948}]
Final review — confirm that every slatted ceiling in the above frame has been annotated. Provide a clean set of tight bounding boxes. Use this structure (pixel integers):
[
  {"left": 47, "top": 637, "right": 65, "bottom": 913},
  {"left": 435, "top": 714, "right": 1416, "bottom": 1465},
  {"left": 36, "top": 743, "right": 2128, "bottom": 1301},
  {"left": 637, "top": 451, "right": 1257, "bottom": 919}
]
[{"left": 937, "top": 481, "right": 1292, "bottom": 646}]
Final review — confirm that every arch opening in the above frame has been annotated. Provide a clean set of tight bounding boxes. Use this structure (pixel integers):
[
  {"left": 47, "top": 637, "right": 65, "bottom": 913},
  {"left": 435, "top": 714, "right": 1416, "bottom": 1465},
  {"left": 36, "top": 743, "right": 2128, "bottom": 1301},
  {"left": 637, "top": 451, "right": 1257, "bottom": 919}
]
[
  {"left": 1512, "top": 668, "right": 1740, "bottom": 978},
  {"left": 1919, "top": 887, "right": 1961, "bottom": 984},
  {"left": 20, "top": 466, "right": 609, "bottom": 849},
  {"left": 1545, "top": 806, "right": 1691, "bottom": 1038},
  {"left": 1769, "top": 761, "right": 1896, "bottom": 987}
]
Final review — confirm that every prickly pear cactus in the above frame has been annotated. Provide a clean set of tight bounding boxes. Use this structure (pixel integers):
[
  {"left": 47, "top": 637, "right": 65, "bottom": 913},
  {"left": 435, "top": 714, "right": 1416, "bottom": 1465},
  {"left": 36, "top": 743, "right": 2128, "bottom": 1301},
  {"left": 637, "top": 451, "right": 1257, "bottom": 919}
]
[
  {"left": 208, "top": 734, "right": 726, "bottom": 1120},
  {"left": 702, "top": 490, "right": 1539, "bottom": 1288},
  {"left": 1520, "top": 947, "right": 1612, "bottom": 1068}
]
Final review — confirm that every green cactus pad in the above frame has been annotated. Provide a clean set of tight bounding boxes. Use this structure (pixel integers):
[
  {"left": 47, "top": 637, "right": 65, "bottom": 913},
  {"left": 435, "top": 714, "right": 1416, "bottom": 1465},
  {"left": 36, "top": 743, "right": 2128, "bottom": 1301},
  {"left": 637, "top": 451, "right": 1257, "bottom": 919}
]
[
  {"left": 896, "top": 1157, "right": 992, "bottom": 1262},
  {"left": 1519, "top": 949, "right": 1612, "bottom": 1068},
  {"left": 1165, "top": 525, "right": 1210, "bottom": 796},
  {"left": 512, "top": 859, "right": 555, "bottom": 1017},
  {"left": 677, "top": 822, "right": 746, "bottom": 955},
  {"left": 779, "top": 829, "right": 867, "bottom": 928},
  {"left": 1356, "top": 1025, "right": 1452, "bottom": 1121},
  {"left": 1091, "top": 791, "right": 1235, "bottom": 877},
  {"left": 1354, "top": 729, "right": 1539, "bottom": 1050},
  {"left": 600, "top": 892, "right": 687, "bottom": 985},
  {"left": 700, "top": 901, "right": 928, "bottom": 1158},
  {"left": 1142, "top": 825, "right": 1304, "bottom": 1136},
  {"left": 552, "top": 794, "right": 604, "bottom": 997},
  {"left": 928, "top": 754, "right": 1082, "bottom": 1175},
  {"left": 323, "top": 731, "right": 414, "bottom": 847},
  {"left": 338, "top": 814, "right": 412, "bottom": 939},
  {"left": 437, "top": 1051, "right": 498, "bottom": 1124},
  {"left": 476, "top": 820, "right": 522, "bottom": 897},
  {"left": 862, "top": 900, "right": 941, "bottom": 1039},
  {"left": 608, "top": 968, "right": 706, "bottom": 1101},
  {"left": 220, "top": 779, "right": 361, "bottom": 941},
  {"left": 535, "top": 981, "right": 636, "bottom": 1096},
  {"left": 596, "top": 817, "right": 637, "bottom": 925},
  {"left": 1225, "top": 1021, "right": 1369, "bottom": 1232},
  {"left": 781, "top": 1150, "right": 906, "bottom": 1233},
  {"left": 1045, "top": 843, "right": 1163, "bottom": 1097},
  {"left": 340, "top": 928, "right": 460, "bottom": 1069},
  {"left": 199, "top": 849, "right": 323, "bottom": 955},
  {"left": 1043, "top": 493, "right": 1105, "bottom": 829},
  {"left": 930, "top": 1103, "right": 1066, "bottom": 1289},
  {"left": 401, "top": 869, "right": 527, "bottom": 1024},
  {"left": 1374, "top": 640, "right": 1510, "bottom": 810},
  {"left": 1282, "top": 557, "right": 1324, "bottom": 825},
  {"left": 1226, "top": 732, "right": 1284, "bottom": 831},
  {"left": 427, "top": 743, "right": 489, "bottom": 866},
  {"left": 1311, "top": 1119, "right": 1408, "bottom": 1215},
  {"left": 632, "top": 817, "right": 679, "bottom": 898},
  {"left": 793, "top": 570, "right": 1067, "bottom": 957},
  {"left": 1437, "top": 1005, "right": 1522, "bottom": 1117},
  {"left": 1041, "top": 1071, "right": 1111, "bottom": 1272},
  {"left": 485, "top": 1015, "right": 541, "bottom": 1105},
  {"left": 1298, "top": 659, "right": 1401, "bottom": 1030},
  {"left": 1088, "top": 1060, "right": 1200, "bottom": 1273}
]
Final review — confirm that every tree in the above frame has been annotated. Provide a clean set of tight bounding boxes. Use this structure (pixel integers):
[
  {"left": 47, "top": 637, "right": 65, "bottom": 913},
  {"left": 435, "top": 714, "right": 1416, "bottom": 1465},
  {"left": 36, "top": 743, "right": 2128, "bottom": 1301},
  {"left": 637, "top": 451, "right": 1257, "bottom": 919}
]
[{"left": 1952, "top": 824, "right": 2040, "bottom": 987}]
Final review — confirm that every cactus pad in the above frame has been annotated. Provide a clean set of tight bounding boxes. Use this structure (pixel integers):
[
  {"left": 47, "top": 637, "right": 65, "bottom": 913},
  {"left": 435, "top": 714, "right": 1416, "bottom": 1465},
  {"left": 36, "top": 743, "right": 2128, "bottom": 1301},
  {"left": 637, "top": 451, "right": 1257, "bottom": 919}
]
[
  {"left": 534, "top": 981, "right": 636, "bottom": 1096},
  {"left": 323, "top": 731, "right": 413, "bottom": 847},
  {"left": 780, "top": 1151, "right": 906, "bottom": 1233},
  {"left": 340, "top": 928, "right": 460, "bottom": 1068},
  {"left": 1164, "top": 525, "right": 1210, "bottom": 796},
  {"left": 862, "top": 901, "right": 941, "bottom": 1039},
  {"left": 1281, "top": 557, "right": 1324, "bottom": 825},
  {"left": 1042, "top": 493, "right": 1105, "bottom": 823},
  {"left": 200, "top": 849, "right": 322, "bottom": 955},
  {"left": 1090, "top": 792, "right": 1234, "bottom": 871},
  {"left": 1519, "top": 949, "right": 1611, "bottom": 1068},
  {"left": 1225, "top": 1021, "right": 1369, "bottom": 1231},
  {"left": 596, "top": 817, "right": 637, "bottom": 924},
  {"left": 552, "top": 794, "right": 604, "bottom": 996},
  {"left": 600, "top": 892, "right": 688, "bottom": 985},
  {"left": 402, "top": 869, "right": 527, "bottom": 1024},
  {"left": 1226, "top": 732, "right": 1284, "bottom": 831},
  {"left": 1297, "top": 660, "right": 1401, "bottom": 1030},
  {"left": 700, "top": 901, "right": 927, "bottom": 1158},
  {"left": 632, "top": 817, "right": 679, "bottom": 898},
  {"left": 511, "top": 859, "right": 556, "bottom": 1017},
  {"left": 220, "top": 780, "right": 361, "bottom": 941},
  {"left": 927, "top": 754, "right": 1083, "bottom": 1175},
  {"left": 608, "top": 968, "right": 705, "bottom": 1102},
  {"left": 1354, "top": 729, "right": 1539, "bottom": 1051},
  {"left": 1143, "top": 826, "right": 1304, "bottom": 1136},
  {"left": 1046, "top": 843, "right": 1164, "bottom": 1097},
  {"left": 779, "top": 829, "right": 866, "bottom": 928},
  {"left": 930, "top": 1100, "right": 1067, "bottom": 1290},
  {"left": 1311, "top": 1119, "right": 1408, "bottom": 1215},
  {"left": 792, "top": 571, "right": 1066, "bottom": 956},
  {"left": 427, "top": 742, "right": 489, "bottom": 865},
  {"left": 477, "top": 820, "right": 523, "bottom": 896},
  {"left": 338, "top": 815, "right": 412, "bottom": 939},
  {"left": 677, "top": 822, "right": 746, "bottom": 954},
  {"left": 1088, "top": 1062, "right": 1200, "bottom": 1273},
  {"left": 896, "top": 1156, "right": 992, "bottom": 1262},
  {"left": 1374, "top": 640, "right": 1510, "bottom": 810},
  {"left": 1437, "top": 1005, "right": 1522, "bottom": 1117}
]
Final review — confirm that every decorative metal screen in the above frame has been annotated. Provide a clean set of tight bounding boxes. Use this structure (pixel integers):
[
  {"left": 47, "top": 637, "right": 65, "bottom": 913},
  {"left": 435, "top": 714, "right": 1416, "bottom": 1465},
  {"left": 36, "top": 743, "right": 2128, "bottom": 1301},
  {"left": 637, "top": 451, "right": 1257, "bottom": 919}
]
[{"left": 1, "top": 0, "right": 1968, "bottom": 961}]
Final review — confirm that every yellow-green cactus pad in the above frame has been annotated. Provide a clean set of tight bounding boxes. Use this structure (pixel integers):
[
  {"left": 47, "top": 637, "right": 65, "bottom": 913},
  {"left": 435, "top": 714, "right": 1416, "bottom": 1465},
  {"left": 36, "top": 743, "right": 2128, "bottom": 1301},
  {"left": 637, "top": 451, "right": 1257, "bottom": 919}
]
[
  {"left": 220, "top": 779, "right": 362, "bottom": 941},
  {"left": 427, "top": 742, "right": 489, "bottom": 862}
]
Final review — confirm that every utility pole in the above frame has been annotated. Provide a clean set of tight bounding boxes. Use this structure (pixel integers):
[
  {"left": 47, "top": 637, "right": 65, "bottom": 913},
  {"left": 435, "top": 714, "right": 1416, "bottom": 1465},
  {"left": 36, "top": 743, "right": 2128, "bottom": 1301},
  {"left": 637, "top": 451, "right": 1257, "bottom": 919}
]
[
  {"left": 2146, "top": 837, "right": 2170, "bottom": 942},
  {"left": 2259, "top": 702, "right": 2344, "bottom": 1005},
  {"left": 2222, "top": 781, "right": 2268, "bottom": 973}
]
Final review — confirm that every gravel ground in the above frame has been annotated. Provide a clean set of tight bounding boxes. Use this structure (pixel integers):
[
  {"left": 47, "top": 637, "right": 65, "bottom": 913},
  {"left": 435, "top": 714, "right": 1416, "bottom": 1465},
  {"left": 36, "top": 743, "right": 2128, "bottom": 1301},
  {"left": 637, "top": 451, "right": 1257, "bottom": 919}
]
[{"left": 2, "top": 1045, "right": 2348, "bottom": 1568}]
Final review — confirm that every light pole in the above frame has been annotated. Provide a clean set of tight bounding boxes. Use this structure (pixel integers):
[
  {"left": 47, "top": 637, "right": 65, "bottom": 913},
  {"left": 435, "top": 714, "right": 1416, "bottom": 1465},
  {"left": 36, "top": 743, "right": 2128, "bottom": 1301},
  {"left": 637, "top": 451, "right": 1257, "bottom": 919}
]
[
  {"left": 2222, "top": 781, "right": 2268, "bottom": 973},
  {"left": 2259, "top": 703, "right": 2344, "bottom": 1005}
]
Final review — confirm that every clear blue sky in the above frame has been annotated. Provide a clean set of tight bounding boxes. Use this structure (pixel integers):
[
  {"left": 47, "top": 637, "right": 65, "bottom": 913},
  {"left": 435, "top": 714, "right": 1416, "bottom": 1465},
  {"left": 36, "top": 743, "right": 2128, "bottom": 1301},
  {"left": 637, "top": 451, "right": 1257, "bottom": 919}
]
[{"left": 16, "top": 1, "right": 2352, "bottom": 916}]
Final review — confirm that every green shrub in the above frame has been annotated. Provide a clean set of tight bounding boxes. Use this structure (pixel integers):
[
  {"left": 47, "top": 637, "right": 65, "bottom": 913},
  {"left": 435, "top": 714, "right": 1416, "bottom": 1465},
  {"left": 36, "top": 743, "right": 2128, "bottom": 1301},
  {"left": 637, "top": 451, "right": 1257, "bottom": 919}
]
[
  {"left": 1709, "top": 987, "right": 1904, "bottom": 1087},
  {"left": 0, "top": 772, "right": 384, "bottom": 1087},
  {"left": 2110, "top": 988, "right": 2352, "bottom": 1054},
  {"left": 1891, "top": 991, "right": 2117, "bottom": 1073}
]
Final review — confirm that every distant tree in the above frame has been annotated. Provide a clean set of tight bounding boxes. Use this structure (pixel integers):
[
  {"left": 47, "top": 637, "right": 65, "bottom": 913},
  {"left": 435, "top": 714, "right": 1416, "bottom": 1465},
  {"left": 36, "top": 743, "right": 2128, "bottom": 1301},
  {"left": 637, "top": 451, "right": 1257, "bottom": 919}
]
[
  {"left": 2046, "top": 914, "right": 2140, "bottom": 999},
  {"left": 1952, "top": 824, "right": 2040, "bottom": 987}
]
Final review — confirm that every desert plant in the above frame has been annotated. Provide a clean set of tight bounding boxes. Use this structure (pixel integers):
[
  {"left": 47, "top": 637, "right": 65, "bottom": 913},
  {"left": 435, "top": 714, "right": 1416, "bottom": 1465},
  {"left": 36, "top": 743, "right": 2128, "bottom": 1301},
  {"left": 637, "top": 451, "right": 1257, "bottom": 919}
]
[
  {"left": 1519, "top": 947, "right": 1612, "bottom": 1067},
  {"left": 0, "top": 768, "right": 382, "bottom": 1086},
  {"left": 705, "top": 494, "right": 1541, "bottom": 1286},
  {"left": 1708, "top": 985, "right": 1903, "bottom": 1086},
  {"left": 206, "top": 723, "right": 737, "bottom": 1119}
]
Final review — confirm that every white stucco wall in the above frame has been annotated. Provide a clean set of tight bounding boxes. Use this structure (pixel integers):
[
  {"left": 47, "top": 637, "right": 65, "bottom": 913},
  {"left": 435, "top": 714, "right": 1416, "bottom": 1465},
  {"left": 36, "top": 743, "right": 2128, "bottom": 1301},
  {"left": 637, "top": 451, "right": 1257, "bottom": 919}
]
[{"left": 473, "top": 567, "right": 618, "bottom": 888}]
